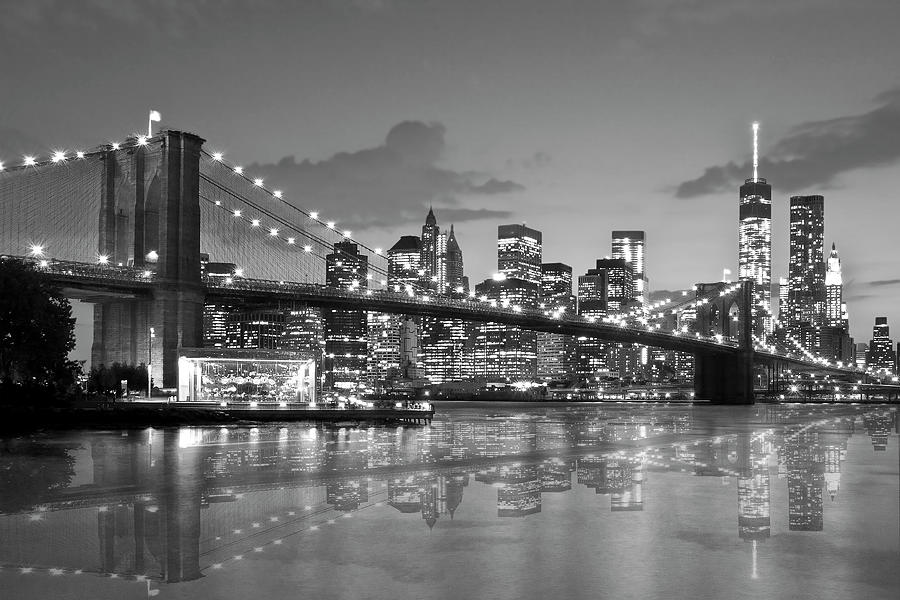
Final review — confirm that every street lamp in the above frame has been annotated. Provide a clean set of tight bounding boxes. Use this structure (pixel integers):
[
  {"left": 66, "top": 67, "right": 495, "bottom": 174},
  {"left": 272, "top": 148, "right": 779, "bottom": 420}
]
[{"left": 147, "top": 327, "right": 155, "bottom": 399}]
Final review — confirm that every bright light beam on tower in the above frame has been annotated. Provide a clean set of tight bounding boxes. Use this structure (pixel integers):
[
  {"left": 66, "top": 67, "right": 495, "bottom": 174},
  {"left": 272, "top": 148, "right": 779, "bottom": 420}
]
[{"left": 752, "top": 121, "right": 759, "bottom": 181}]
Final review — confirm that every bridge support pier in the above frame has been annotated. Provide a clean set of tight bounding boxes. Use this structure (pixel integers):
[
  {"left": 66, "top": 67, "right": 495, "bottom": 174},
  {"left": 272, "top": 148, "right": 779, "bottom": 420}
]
[
  {"left": 91, "top": 130, "right": 206, "bottom": 390},
  {"left": 692, "top": 280, "right": 756, "bottom": 404},
  {"left": 693, "top": 351, "right": 755, "bottom": 404}
]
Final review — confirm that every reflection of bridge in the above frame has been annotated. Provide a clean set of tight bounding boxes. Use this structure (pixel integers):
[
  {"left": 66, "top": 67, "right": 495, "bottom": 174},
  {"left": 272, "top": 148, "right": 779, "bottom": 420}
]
[
  {"left": 0, "top": 130, "right": 869, "bottom": 403},
  {"left": 1, "top": 407, "right": 887, "bottom": 586}
]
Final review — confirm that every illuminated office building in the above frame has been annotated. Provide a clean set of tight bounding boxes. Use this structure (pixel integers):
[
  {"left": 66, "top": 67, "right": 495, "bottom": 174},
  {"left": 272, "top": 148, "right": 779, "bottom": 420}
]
[
  {"left": 444, "top": 225, "right": 467, "bottom": 293},
  {"left": 387, "top": 235, "right": 422, "bottom": 291},
  {"left": 282, "top": 307, "right": 322, "bottom": 354},
  {"left": 787, "top": 195, "right": 826, "bottom": 330},
  {"left": 324, "top": 241, "right": 368, "bottom": 391},
  {"left": 867, "top": 317, "right": 896, "bottom": 373},
  {"left": 611, "top": 231, "right": 647, "bottom": 304},
  {"left": 739, "top": 123, "right": 773, "bottom": 337},
  {"left": 283, "top": 306, "right": 324, "bottom": 392},
  {"left": 421, "top": 207, "right": 445, "bottom": 292},
  {"left": 597, "top": 258, "right": 635, "bottom": 311},
  {"left": 473, "top": 276, "right": 539, "bottom": 381},
  {"left": 417, "top": 211, "right": 473, "bottom": 383},
  {"left": 399, "top": 317, "right": 426, "bottom": 380},
  {"left": 498, "top": 224, "right": 542, "bottom": 284},
  {"left": 538, "top": 263, "right": 576, "bottom": 381},
  {"left": 576, "top": 267, "right": 609, "bottom": 380},
  {"left": 855, "top": 343, "right": 868, "bottom": 370},
  {"left": 777, "top": 277, "right": 789, "bottom": 324},
  {"left": 825, "top": 243, "right": 845, "bottom": 328},
  {"left": 225, "top": 310, "right": 285, "bottom": 349},
  {"left": 421, "top": 318, "right": 475, "bottom": 384},
  {"left": 367, "top": 312, "right": 401, "bottom": 387},
  {"left": 203, "top": 303, "right": 233, "bottom": 348}
]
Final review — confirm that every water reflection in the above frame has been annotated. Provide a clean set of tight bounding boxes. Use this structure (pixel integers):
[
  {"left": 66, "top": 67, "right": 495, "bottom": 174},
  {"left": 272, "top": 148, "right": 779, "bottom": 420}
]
[{"left": 0, "top": 404, "right": 897, "bottom": 599}]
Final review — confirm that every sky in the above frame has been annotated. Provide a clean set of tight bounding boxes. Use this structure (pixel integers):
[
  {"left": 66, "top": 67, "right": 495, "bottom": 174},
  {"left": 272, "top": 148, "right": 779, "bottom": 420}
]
[{"left": 1, "top": 0, "right": 898, "bottom": 355}]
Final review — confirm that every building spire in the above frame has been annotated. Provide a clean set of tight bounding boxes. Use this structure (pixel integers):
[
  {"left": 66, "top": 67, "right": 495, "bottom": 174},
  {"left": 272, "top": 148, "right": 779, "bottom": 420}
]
[
  {"left": 425, "top": 205, "right": 437, "bottom": 226},
  {"left": 752, "top": 122, "right": 760, "bottom": 181}
]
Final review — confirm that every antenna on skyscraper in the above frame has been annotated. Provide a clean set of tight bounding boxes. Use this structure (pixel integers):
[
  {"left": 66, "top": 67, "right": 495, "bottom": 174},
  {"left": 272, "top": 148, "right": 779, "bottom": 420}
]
[{"left": 752, "top": 121, "right": 760, "bottom": 181}]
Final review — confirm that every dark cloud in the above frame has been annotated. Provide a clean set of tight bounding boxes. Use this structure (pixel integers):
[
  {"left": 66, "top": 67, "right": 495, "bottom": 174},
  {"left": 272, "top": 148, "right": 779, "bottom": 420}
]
[
  {"left": 868, "top": 279, "right": 900, "bottom": 287},
  {"left": 675, "top": 87, "right": 900, "bottom": 198},
  {"left": 247, "top": 121, "right": 524, "bottom": 230},
  {"left": 468, "top": 178, "right": 525, "bottom": 194}
]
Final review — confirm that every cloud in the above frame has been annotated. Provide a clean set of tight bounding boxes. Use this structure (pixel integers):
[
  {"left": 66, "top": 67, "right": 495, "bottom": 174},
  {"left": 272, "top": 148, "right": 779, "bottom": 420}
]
[
  {"left": 675, "top": 86, "right": 900, "bottom": 198},
  {"left": 468, "top": 178, "right": 525, "bottom": 194},
  {"left": 868, "top": 279, "right": 900, "bottom": 287},
  {"left": 506, "top": 151, "right": 552, "bottom": 171},
  {"left": 247, "top": 121, "right": 524, "bottom": 230}
]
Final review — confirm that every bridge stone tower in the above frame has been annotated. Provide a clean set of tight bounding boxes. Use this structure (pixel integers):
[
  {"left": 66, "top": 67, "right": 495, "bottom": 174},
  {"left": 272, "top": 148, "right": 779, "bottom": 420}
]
[
  {"left": 692, "top": 281, "right": 755, "bottom": 404},
  {"left": 91, "top": 131, "right": 205, "bottom": 389}
]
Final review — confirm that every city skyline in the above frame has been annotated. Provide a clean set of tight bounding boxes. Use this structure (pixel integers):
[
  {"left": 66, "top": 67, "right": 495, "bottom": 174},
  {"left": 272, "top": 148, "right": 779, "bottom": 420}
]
[{"left": 1, "top": 1, "right": 898, "bottom": 353}]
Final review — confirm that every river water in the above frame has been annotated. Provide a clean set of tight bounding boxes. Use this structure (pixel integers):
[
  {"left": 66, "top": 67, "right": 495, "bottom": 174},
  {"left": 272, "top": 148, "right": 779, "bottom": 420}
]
[{"left": 0, "top": 403, "right": 897, "bottom": 600}]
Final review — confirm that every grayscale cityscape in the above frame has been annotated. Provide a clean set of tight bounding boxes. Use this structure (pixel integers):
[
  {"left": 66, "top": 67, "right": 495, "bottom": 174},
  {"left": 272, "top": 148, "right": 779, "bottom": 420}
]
[{"left": 0, "top": 2, "right": 897, "bottom": 599}]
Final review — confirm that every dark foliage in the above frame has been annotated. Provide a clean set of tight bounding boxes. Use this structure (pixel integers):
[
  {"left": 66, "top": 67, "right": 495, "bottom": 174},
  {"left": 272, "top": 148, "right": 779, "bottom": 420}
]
[
  {"left": 87, "top": 362, "right": 149, "bottom": 396},
  {"left": 0, "top": 259, "right": 79, "bottom": 402}
]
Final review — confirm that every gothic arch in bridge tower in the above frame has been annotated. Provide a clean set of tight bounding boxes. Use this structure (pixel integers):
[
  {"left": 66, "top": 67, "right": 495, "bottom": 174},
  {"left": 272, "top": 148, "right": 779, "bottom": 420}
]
[
  {"left": 707, "top": 304, "right": 720, "bottom": 336},
  {"left": 143, "top": 169, "right": 161, "bottom": 262},
  {"left": 727, "top": 300, "right": 742, "bottom": 339}
]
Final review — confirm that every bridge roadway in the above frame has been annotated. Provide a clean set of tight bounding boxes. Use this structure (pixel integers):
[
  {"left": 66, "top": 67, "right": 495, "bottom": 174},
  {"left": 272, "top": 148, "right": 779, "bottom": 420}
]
[
  {"left": 9, "top": 256, "right": 865, "bottom": 379},
  {"left": 206, "top": 276, "right": 744, "bottom": 356}
]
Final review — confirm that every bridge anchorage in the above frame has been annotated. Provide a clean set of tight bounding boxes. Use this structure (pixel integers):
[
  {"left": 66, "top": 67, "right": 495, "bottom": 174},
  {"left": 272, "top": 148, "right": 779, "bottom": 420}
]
[{"left": 0, "top": 129, "right": 870, "bottom": 404}]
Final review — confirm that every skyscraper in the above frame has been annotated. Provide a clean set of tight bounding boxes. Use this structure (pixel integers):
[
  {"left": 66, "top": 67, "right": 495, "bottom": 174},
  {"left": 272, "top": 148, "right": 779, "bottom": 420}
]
[
  {"left": 576, "top": 267, "right": 609, "bottom": 381},
  {"left": 225, "top": 310, "right": 285, "bottom": 349},
  {"left": 472, "top": 224, "right": 542, "bottom": 382},
  {"left": 420, "top": 207, "right": 444, "bottom": 292},
  {"left": 867, "top": 317, "right": 896, "bottom": 373},
  {"left": 387, "top": 235, "right": 422, "bottom": 291},
  {"left": 575, "top": 259, "right": 637, "bottom": 381},
  {"left": 444, "top": 225, "right": 467, "bottom": 293},
  {"left": 283, "top": 306, "right": 324, "bottom": 394},
  {"left": 824, "top": 243, "right": 845, "bottom": 328},
  {"left": 367, "top": 312, "right": 401, "bottom": 388},
  {"left": 739, "top": 123, "right": 772, "bottom": 337},
  {"left": 611, "top": 231, "right": 647, "bottom": 304},
  {"left": 473, "top": 275, "right": 539, "bottom": 381},
  {"left": 416, "top": 211, "right": 474, "bottom": 383},
  {"left": 538, "top": 263, "right": 576, "bottom": 381},
  {"left": 324, "top": 241, "right": 368, "bottom": 391},
  {"left": 498, "top": 224, "right": 542, "bottom": 284},
  {"left": 777, "top": 277, "right": 789, "bottom": 324},
  {"left": 787, "top": 195, "right": 826, "bottom": 329},
  {"left": 596, "top": 258, "right": 635, "bottom": 311}
]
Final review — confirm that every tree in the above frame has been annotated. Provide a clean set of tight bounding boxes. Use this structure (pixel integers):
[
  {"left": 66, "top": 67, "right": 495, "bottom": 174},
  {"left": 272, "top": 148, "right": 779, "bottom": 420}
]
[
  {"left": 87, "top": 362, "right": 148, "bottom": 396},
  {"left": 0, "top": 259, "right": 78, "bottom": 398}
]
